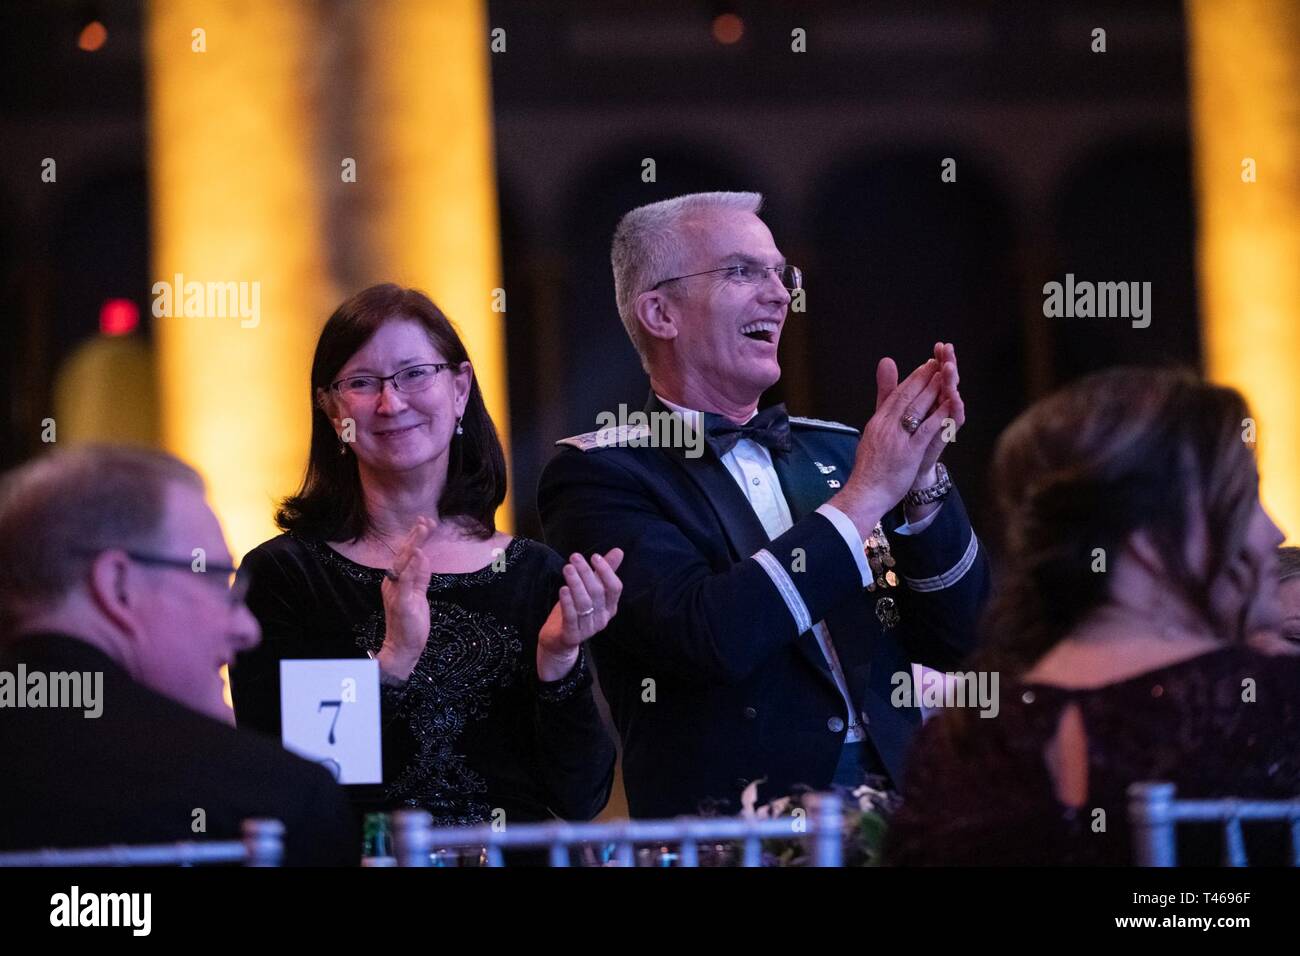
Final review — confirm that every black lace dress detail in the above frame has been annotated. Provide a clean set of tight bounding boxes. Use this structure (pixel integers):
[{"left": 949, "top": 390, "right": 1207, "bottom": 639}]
[
  {"left": 230, "top": 534, "right": 616, "bottom": 829},
  {"left": 886, "top": 646, "right": 1300, "bottom": 865}
]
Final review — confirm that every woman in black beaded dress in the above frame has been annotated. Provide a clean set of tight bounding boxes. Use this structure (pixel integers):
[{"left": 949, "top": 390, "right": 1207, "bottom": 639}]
[
  {"left": 231, "top": 284, "right": 620, "bottom": 828},
  {"left": 887, "top": 367, "right": 1300, "bottom": 865}
]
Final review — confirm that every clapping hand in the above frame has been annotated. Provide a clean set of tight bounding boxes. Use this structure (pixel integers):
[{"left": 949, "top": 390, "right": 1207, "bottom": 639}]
[
  {"left": 830, "top": 349, "right": 958, "bottom": 536},
  {"left": 537, "top": 549, "right": 625, "bottom": 681},
  {"left": 910, "top": 342, "right": 964, "bottom": 486},
  {"left": 376, "top": 516, "right": 436, "bottom": 682}
]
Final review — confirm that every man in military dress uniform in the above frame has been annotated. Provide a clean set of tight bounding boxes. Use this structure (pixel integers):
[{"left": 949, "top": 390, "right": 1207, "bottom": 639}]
[{"left": 540, "top": 192, "right": 989, "bottom": 818}]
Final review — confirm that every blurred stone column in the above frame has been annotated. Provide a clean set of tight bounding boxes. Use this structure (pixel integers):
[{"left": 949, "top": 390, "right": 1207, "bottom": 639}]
[
  {"left": 1187, "top": 0, "right": 1300, "bottom": 541},
  {"left": 146, "top": 0, "right": 336, "bottom": 557},
  {"left": 349, "top": 0, "right": 512, "bottom": 526}
]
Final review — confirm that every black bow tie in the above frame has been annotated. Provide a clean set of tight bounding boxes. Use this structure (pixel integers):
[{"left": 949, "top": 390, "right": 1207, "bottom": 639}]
[{"left": 703, "top": 404, "right": 792, "bottom": 457}]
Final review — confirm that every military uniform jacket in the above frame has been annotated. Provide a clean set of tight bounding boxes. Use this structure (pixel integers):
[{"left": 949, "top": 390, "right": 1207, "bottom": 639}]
[{"left": 538, "top": 393, "right": 989, "bottom": 818}]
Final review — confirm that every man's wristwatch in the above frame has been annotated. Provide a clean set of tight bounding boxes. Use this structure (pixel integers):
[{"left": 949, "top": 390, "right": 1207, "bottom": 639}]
[{"left": 905, "top": 462, "right": 952, "bottom": 508}]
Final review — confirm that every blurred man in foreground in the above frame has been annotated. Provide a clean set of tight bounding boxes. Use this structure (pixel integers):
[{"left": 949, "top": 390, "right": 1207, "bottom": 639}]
[{"left": 0, "top": 445, "right": 356, "bottom": 865}]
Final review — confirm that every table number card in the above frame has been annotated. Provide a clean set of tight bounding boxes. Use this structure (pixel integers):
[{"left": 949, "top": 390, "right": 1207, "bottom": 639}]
[{"left": 279, "top": 659, "right": 382, "bottom": 784}]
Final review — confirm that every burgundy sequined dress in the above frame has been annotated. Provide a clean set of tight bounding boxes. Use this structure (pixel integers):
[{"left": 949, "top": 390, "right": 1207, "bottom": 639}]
[{"left": 887, "top": 646, "right": 1300, "bottom": 865}]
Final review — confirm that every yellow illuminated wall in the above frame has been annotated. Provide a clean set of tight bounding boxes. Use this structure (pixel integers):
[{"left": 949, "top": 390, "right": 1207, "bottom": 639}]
[
  {"left": 54, "top": 334, "right": 158, "bottom": 447},
  {"left": 146, "top": 0, "right": 335, "bottom": 560},
  {"left": 352, "top": 0, "right": 512, "bottom": 524},
  {"left": 146, "top": 0, "right": 508, "bottom": 559},
  {"left": 1187, "top": 0, "right": 1300, "bottom": 542}
]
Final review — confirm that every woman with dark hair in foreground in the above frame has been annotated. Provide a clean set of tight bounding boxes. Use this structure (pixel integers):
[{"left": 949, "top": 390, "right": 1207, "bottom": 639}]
[
  {"left": 231, "top": 284, "right": 619, "bottom": 829},
  {"left": 888, "top": 367, "right": 1300, "bottom": 865}
]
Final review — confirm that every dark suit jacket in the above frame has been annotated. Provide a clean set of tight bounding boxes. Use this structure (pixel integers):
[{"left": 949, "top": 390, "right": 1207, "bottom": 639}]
[
  {"left": 0, "top": 632, "right": 357, "bottom": 865},
  {"left": 539, "top": 395, "right": 990, "bottom": 818}
]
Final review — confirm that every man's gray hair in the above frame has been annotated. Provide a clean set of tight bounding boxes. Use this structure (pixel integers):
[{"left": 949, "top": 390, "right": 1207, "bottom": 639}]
[
  {"left": 611, "top": 191, "right": 763, "bottom": 370},
  {"left": 0, "top": 445, "right": 204, "bottom": 632}
]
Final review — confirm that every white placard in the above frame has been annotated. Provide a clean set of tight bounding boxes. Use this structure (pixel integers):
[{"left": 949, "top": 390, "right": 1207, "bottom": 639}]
[{"left": 279, "top": 659, "right": 382, "bottom": 784}]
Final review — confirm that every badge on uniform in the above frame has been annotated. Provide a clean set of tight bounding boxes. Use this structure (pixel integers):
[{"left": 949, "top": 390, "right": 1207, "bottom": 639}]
[{"left": 864, "top": 522, "right": 901, "bottom": 630}]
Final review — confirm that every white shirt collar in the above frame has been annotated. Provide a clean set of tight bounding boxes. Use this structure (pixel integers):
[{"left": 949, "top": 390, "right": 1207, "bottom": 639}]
[{"left": 655, "top": 392, "right": 758, "bottom": 425}]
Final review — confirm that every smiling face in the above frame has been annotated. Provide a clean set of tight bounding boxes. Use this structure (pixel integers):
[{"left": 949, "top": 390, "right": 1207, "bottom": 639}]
[
  {"left": 321, "top": 318, "right": 472, "bottom": 478},
  {"left": 130, "top": 482, "right": 259, "bottom": 724},
  {"left": 649, "top": 207, "right": 792, "bottom": 410}
]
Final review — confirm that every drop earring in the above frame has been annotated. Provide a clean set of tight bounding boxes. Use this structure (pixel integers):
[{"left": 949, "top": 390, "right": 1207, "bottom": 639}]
[
  {"left": 338, "top": 437, "right": 348, "bottom": 455},
  {"left": 455, "top": 416, "right": 464, "bottom": 436}
]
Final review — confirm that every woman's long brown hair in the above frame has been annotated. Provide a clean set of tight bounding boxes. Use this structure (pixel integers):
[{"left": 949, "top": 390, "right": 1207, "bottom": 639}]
[
  {"left": 276, "top": 284, "right": 507, "bottom": 543},
  {"left": 974, "top": 366, "right": 1259, "bottom": 678}
]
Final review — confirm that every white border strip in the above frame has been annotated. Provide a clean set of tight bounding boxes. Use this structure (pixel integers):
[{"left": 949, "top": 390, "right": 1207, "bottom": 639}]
[
  {"left": 904, "top": 533, "right": 980, "bottom": 592},
  {"left": 754, "top": 548, "right": 813, "bottom": 633}
]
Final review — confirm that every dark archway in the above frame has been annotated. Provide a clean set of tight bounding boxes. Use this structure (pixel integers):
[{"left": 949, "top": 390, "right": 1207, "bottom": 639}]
[
  {"left": 50, "top": 164, "right": 152, "bottom": 354},
  {"left": 808, "top": 147, "right": 1021, "bottom": 537},
  {"left": 1046, "top": 134, "right": 1199, "bottom": 381}
]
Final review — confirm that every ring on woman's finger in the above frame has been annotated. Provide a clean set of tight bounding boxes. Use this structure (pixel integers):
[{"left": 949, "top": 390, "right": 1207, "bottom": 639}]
[
  {"left": 578, "top": 606, "right": 596, "bottom": 617},
  {"left": 900, "top": 413, "right": 922, "bottom": 435}
]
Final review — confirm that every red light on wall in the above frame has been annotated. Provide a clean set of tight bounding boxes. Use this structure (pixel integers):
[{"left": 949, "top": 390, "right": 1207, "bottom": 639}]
[
  {"left": 712, "top": 13, "right": 744, "bottom": 45},
  {"left": 78, "top": 21, "right": 108, "bottom": 52},
  {"left": 100, "top": 298, "right": 139, "bottom": 336}
]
